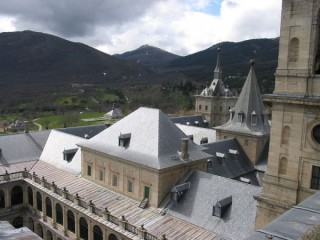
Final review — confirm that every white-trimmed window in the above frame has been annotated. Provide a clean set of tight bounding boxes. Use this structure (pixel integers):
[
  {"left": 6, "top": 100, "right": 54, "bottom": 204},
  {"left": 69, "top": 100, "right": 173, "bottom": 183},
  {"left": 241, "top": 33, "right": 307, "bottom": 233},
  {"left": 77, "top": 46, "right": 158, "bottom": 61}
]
[
  {"left": 99, "top": 169, "right": 104, "bottom": 181},
  {"left": 112, "top": 174, "right": 118, "bottom": 187},
  {"left": 251, "top": 111, "right": 257, "bottom": 125}
]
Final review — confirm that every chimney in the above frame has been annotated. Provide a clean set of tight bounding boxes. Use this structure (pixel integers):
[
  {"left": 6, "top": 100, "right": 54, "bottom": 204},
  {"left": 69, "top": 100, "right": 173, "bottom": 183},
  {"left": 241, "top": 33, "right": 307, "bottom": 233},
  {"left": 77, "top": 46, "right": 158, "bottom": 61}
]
[{"left": 180, "top": 138, "right": 189, "bottom": 160}]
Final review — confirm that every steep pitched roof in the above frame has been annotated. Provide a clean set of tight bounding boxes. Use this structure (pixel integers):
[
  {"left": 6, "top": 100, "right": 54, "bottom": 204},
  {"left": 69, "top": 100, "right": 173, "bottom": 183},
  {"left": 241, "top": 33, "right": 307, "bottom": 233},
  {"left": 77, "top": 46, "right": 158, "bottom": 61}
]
[
  {"left": 78, "top": 107, "right": 212, "bottom": 169},
  {"left": 215, "top": 60, "right": 270, "bottom": 135},
  {"left": 56, "top": 124, "right": 106, "bottom": 139}
]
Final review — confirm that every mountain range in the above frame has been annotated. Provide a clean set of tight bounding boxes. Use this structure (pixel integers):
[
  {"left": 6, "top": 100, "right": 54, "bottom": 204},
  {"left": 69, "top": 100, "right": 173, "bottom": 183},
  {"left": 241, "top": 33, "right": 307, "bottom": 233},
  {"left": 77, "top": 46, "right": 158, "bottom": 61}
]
[{"left": 0, "top": 30, "right": 279, "bottom": 110}]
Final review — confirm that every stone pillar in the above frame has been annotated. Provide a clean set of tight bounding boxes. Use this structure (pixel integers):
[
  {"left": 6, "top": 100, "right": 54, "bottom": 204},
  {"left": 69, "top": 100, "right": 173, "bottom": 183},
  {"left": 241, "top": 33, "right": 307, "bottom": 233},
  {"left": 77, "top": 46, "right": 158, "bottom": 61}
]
[
  {"left": 5, "top": 186, "right": 10, "bottom": 208},
  {"left": 89, "top": 200, "right": 95, "bottom": 213},
  {"left": 32, "top": 172, "right": 37, "bottom": 182},
  {"left": 74, "top": 193, "right": 80, "bottom": 206},
  {"left": 103, "top": 207, "right": 110, "bottom": 221},
  {"left": 42, "top": 193, "right": 47, "bottom": 222},
  {"left": 75, "top": 213, "right": 79, "bottom": 240},
  {"left": 51, "top": 182, "right": 56, "bottom": 193},
  {"left": 41, "top": 176, "right": 46, "bottom": 187},
  {"left": 137, "top": 224, "right": 147, "bottom": 239},
  {"left": 4, "top": 171, "right": 10, "bottom": 181},
  {"left": 62, "top": 187, "right": 68, "bottom": 199},
  {"left": 119, "top": 215, "right": 127, "bottom": 230},
  {"left": 52, "top": 200, "right": 56, "bottom": 228},
  {"left": 63, "top": 206, "right": 67, "bottom": 236}
]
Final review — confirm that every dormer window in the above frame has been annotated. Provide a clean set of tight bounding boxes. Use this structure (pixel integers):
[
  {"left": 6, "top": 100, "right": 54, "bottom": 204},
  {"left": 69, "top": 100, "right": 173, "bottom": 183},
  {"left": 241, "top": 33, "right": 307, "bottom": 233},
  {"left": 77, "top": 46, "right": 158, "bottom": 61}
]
[
  {"left": 63, "top": 148, "right": 78, "bottom": 162},
  {"left": 216, "top": 152, "right": 225, "bottom": 164},
  {"left": 200, "top": 137, "right": 208, "bottom": 144},
  {"left": 251, "top": 111, "right": 257, "bottom": 125},
  {"left": 118, "top": 133, "right": 131, "bottom": 148},
  {"left": 263, "top": 111, "right": 269, "bottom": 125},
  {"left": 229, "top": 149, "right": 239, "bottom": 160},
  {"left": 213, "top": 196, "right": 232, "bottom": 218},
  {"left": 237, "top": 111, "right": 244, "bottom": 123}
]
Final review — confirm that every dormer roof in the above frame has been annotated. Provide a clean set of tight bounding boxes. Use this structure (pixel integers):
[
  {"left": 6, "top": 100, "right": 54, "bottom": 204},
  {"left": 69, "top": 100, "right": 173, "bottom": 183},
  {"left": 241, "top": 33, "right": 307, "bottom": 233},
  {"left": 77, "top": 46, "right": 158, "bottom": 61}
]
[{"left": 215, "top": 60, "right": 270, "bottom": 135}]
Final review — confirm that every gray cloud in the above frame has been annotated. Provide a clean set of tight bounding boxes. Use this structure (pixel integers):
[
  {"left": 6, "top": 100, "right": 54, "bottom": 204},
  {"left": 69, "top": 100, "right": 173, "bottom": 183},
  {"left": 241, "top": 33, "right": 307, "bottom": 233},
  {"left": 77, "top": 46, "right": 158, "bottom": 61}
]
[{"left": 0, "top": 0, "right": 161, "bottom": 37}]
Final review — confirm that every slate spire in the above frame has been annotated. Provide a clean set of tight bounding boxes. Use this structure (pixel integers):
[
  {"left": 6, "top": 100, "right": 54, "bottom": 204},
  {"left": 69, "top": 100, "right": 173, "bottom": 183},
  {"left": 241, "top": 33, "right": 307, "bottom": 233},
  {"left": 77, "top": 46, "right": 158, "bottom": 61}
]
[{"left": 216, "top": 60, "right": 270, "bottom": 135}]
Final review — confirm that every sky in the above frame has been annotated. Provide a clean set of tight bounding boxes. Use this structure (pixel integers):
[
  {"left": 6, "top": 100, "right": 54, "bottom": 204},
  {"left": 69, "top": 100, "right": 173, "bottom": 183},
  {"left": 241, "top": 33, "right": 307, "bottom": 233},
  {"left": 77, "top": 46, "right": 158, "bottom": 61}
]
[{"left": 0, "top": 0, "right": 282, "bottom": 56}]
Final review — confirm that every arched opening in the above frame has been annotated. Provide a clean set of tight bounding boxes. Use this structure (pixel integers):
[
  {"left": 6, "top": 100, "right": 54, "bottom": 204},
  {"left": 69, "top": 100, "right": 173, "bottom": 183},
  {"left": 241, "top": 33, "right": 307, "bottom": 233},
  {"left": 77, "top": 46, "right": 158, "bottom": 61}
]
[
  {"left": 12, "top": 217, "right": 23, "bottom": 228},
  {"left": 46, "top": 197, "right": 52, "bottom": 218},
  {"left": 47, "top": 230, "right": 53, "bottom": 240},
  {"left": 281, "top": 126, "right": 291, "bottom": 145},
  {"left": 11, "top": 186, "right": 23, "bottom": 205},
  {"left": 36, "top": 223, "right": 43, "bottom": 238},
  {"left": 108, "top": 233, "right": 118, "bottom": 240},
  {"left": 67, "top": 210, "right": 75, "bottom": 233},
  {"left": 28, "top": 187, "right": 33, "bottom": 206},
  {"left": 0, "top": 190, "right": 5, "bottom": 208},
  {"left": 28, "top": 217, "right": 34, "bottom": 231},
  {"left": 279, "top": 157, "right": 288, "bottom": 175},
  {"left": 79, "top": 217, "right": 88, "bottom": 240},
  {"left": 93, "top": 225, "right": 103, "bottom": 240},
  {"left": 56, "top": 203, "right": 63, "bottom": 225},
  {"left": 36, "top": 192, "right": 42, "bottom": 211},
  {"left": 288, "top": 37, "right": 299, "bottom": 62}
]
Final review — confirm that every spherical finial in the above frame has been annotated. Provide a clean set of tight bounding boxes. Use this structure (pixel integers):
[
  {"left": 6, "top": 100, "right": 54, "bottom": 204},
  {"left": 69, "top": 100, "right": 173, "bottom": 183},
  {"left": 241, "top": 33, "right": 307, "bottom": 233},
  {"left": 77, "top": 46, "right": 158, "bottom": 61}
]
[
  {"left": 250, "top": 59, "right": 255, "bottom": 66},
  {"left": 217, "top": 48, "right": 221, "bottom": 52}
]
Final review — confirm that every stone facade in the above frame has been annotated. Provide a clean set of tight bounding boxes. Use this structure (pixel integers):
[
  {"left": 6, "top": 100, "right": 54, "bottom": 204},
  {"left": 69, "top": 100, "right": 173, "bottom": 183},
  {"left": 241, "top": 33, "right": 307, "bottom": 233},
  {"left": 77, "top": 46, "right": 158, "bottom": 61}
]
[
  {"left": 255, "top": 0, "right": 320, "bottom": 229},
  {"left": 81, "top": 147, "right": 208, "bottom": 207}
]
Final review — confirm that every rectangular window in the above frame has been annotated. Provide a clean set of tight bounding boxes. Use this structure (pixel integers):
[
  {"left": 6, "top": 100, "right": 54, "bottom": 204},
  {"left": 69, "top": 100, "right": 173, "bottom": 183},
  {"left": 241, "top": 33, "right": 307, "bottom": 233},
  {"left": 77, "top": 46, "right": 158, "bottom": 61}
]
[
  {"left": 199, "top": 105, "right": 202, "bottom": 110},
  {"left": 99, "top": 169, "right": 104, "bottom": 181},
  {"left": 205, "top": 106, "right": 208, "bottom": 111},
  {"left": 224, "top": 136, "right": 227, "bottom": 139},
  {"left": 87, "top": 165, "right": 92, "bottom": 176},
  {"left": 220, "top": 106, "right": 222, "bottom": 112},
  {"left": 128, "top": 180, "right": 134, "bottom": 193},
  {"left": 311, "top": 166, "right": 320, "bottom": 190},
  {"left": 112, "top": 174, "right": 118, "bottom": 187}
]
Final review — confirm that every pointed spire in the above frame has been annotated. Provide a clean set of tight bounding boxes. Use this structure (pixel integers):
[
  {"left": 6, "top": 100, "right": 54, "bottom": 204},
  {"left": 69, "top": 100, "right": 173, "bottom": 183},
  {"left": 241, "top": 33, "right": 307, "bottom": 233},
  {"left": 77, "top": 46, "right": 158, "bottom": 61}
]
[
  {"left": 213, "top": 48, "right": 222, "bottom": 80},
  {"left": 216, "top": 59, "right": 270, "bottom": 134}
]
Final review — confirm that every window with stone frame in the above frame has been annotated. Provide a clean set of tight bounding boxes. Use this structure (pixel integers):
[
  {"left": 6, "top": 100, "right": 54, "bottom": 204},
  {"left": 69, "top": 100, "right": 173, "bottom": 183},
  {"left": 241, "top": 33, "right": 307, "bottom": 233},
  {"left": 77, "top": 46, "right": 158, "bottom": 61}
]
[
  {"left": 99, "top": 169, "right": 104, "bottom": 181},
  {"left": 112, "top": 174, "right": 118, "bottom": 187},
  {"left": 87, "top": 164, "right": 92, "bottom": 176},
  {"left": 311, "top": 166, "right": 320, "bottom": 190},
  {"left": 128, "top": 179, "right": 134, "bottom": 193},
  {"left": 199, "top": 105, "right": 202, "bottom": 110}
]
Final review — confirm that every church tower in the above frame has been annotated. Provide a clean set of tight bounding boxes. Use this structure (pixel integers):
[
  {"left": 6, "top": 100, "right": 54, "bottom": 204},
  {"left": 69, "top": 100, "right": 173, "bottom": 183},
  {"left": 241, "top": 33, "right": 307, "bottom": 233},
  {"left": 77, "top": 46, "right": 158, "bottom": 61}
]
[
  {"left": 194, "top": 48, "right": 237, "bottom": 127},
  {"left": 255, "top": 0, "right": 320, "bottom": 229},
  {"left": 215, "top": 60, "right": 270, "bottom": 165}
]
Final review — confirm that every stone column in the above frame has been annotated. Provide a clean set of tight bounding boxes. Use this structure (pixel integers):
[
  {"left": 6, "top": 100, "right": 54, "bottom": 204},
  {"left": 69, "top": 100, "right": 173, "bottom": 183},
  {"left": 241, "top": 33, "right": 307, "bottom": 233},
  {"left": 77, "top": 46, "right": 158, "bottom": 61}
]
[
  {"left": 52, "top": 200, "right": 56, "bottom": 228},
  {"left": 75, "top": 213, "right": 79, "bottom": 240},
  {"left": 137, "top": 224, "right": 147, "bottom": 239},
  {"left": 63, "top": 206, "right": 67, "bottom": 236},
  {"left": 42, "top": 192, "right": 47, "bottom": 222},
  {"left": 4, "top": 186, "right": 10, "bottom": 208}
]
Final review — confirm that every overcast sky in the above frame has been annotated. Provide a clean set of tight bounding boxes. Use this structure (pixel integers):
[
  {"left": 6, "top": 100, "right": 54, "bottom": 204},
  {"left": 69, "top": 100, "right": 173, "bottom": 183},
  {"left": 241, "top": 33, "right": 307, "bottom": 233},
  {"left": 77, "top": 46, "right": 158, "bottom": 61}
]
[{"left": 0, "top": 0, "right": 282, "bottom": 56}]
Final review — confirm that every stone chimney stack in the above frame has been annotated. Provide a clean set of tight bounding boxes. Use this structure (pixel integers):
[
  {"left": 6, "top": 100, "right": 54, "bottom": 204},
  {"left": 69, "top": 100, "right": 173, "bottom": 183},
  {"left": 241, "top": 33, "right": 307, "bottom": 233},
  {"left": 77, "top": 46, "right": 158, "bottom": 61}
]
[{"left": 180, "top": 138, "right": 189, "bottom": 160}]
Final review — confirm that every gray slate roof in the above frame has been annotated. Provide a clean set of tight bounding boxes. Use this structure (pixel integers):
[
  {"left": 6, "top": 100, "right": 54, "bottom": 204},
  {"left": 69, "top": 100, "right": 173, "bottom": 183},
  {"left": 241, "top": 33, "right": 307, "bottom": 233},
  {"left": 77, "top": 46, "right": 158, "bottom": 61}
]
[
  {"left": 0, "top": 130, "right": 51, "bottom": 165},
  {"left": 56, "top": 124, "right": 106, "bottom": 139},
  {"left": 175, "top": 123, "right": 216, "bottom": 145},
  {"left": 171, "top": 115, "right": 208, "bottom": 128},
  {"left": 167, "top": 170, "right": 261, "bottom": 240},
  {"left": 246, "top": 191, "right": 320, "bottom": 240},
  {"left": 78, "top": 107, "right": 212, "bottom": 170},
  {"left": 203, "top": 138, "right": 256, "bottom": 179},
  {"left": 215, "top": 62, "right": 270, "bottom": 135}
]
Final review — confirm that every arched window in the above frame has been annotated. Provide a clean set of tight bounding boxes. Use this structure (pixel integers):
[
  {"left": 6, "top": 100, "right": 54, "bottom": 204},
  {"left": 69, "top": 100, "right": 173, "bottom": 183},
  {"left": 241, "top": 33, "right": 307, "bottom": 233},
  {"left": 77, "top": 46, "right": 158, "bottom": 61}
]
[
  {"left": 281, "top": 126, "right": 291, "bottom": 145},
  {"left": 28, "top": 217, "right": 34, "bottom": 231},
  {"left": 279, "top": 157, "right": 288, "bottom": 175},
  {"left": 11, "top": 186, "right": 23, "bottom": 206},
  {"left": 28, "top": 187, "right": 33, "bottom": 206},
  {"left": 108, "top": 233, "right": 118, "bottom": 240},
  {"left": 36, "top": 192, "right": 42, "bottom": 211},
  {"left": 36, "top": 223, "right": 43, "bottom": 238},
  {"left": 0, "top": 190, "right": 5, "bottom": 208},
  {"left": 46, "top": 197, "right": 52, "bottom": 218},
  {"left": 288, "top": 37, "right": 299, "bottom": 62},
  {"left": 93, "top": 225, "right": 103, "bottom": 240},
  {"left": 12, "top": 217, "right": 23, "bottom": 228},
  {"left": 67, "top": 210, "right": 75, "bottom": 233},
  {"left": 47, "top": 230, "right": 53, "bottom": 240},
  {"left": 56, "top": 203, "right": 63, "bottom": 225},
  {"left": 79, "top": 217, "right": 88, "bottom": 240}
]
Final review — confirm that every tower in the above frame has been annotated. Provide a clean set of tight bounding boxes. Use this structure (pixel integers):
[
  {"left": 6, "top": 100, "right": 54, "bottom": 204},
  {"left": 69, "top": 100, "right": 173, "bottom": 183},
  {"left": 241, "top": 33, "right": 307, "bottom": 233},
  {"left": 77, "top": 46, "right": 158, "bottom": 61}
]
[
  {"left": 215, "top": 60, "right": 270, "bottom": 166},
  {"left": 194, "top": 49, "right": 237, "bottom": 127},
  {"left": 255, "top": 0, "right": 320, "bottom": 229}
]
